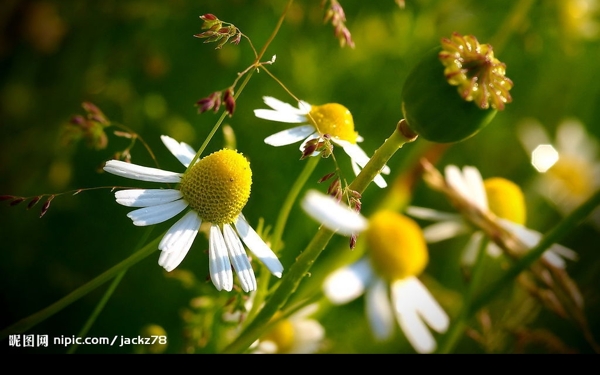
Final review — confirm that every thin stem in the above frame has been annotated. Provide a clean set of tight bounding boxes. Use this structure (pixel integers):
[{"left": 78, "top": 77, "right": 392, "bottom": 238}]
[
  {"left": 245, "top": 156, "right": 321, "bottom": 325},
  {"left": 438, "top": 236, "right": 489, "bottom": 354},
  {"left": 254, "top": 0, "right": 294, "bottom": 63},
  {"left": 470, "top": 189, "right": 600, "bottom": 314},
  {"left": 221, "top": 121, "right": 417, "bottom": 353},
  {"left": 272, "top": 156, "right": 321, "bottom": 254},
  {"left": 186, "top": 71, "right": 255, "bottom": 171},
  {"left": 0, "top": 235, "right": 161, "bottom": 340},
  {"left": 66, "top": 227, "right": 155, "bottom": 353},
  {"left": 490, "top": 0, "right": 536, "bottom": 55},
  {"left": 66, "top": 270, "right": 127, "bottom": 354}
]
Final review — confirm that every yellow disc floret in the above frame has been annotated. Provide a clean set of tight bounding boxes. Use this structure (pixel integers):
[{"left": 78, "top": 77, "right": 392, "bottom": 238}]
[
  {"left": 308, "top": 103, "right": 358, "bottom": 144},
  {"left": 366, "top": 211, "right": 428, "bottom": 282},
  {"left": 262, "top": 314, "right": 295, "bottom": 353},
  {"left": 179, "top": 149, "right": 252, "bottom": 224},
  {"left": 483, "top": 177, "right": 526, "bottom": 225}
]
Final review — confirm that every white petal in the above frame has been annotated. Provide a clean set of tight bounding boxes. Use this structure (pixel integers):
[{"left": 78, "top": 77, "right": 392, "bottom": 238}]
[
  {"left": 542, "top": 250, "right": 567, "bottom": 269},
  {"left": 445, "top": 165, "right": 485, "bottom": 210},
  {"left": 557, "top": 119, "right": 598, "bottom": 158},
  {"left": 255, "top": 109, "right": 308, "bottom": 123},
  {"left": 340, "top": 142, "right": 391, "bottom": 175},
  {"left": 160, "top": 135, "right": 197, "bottom": 167},
  {"left": 301, "top": 190, "right": 368, "bottom": 236},
  {"left": 372, "top": 171, "right": 388, "bottom": 188},
  {"left": 288, "top": 319, "right": 325, "bottom": 354},
  {"left": 103, "top": 160, "right": 182, "bottom": 183},
  {"left": 264, "top": 125, "right": 315, "bottom": 146},
  {"left": 223, "top": 223, "right": 257, "bottom": 292},
  {"left": 298, "top": 132, "right": 321, "bottom": 156},
  {"left": 422, "top": 220, "right": 470, "bottom": 243},
  {"left": 408, "top": 277, "right": 449, "bottom": 333},
  {"left": 462, "top": 166, "right": 488, "bottom": 211},
  {"left": 498, "top": 219, "right": 577, "bottom": 267},
  {"left": 391, "top": 278, "right": 437, "bottom": 354},
  {"left": 157, "top": 211, "right": 201, "bottom": 271},
  {"left": 234, "top": 215, "right": 283, "bottom": 278},
  {"left": 115, "top": 189, "right": 183, "bottom": 207},
  {"left": 323, "top": 258, "right": 373, "bottom": 304},
  {"left": 126, "top": 199, "right": 188, "bottom": 226},
  {"left": 365, "top": 278, "right": 395, "bottom": 341},
  {"left": 209, "top": 225, "right": 233, "bottom": 292},
  {"left": 405, "top": 206, "right": 463, "bottom": 222},
  {"left": 351, "top": 160, "right": 387, "bottom": 188},
  {"left": 516, "top": 118, "right": 551, "bottom": 153},
  {"left": 263, "top": 96, "right": 310, "bottom": 115},
  {"left": 461, "top": 231, "right": 485, "bottom": 267},
  {"left": 158, "top": 210, "right": 201, "bottom": 254}
]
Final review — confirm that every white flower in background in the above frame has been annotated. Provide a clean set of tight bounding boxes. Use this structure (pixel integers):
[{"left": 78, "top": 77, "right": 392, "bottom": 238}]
[
  {"left": 251, "top": 304, "right": 325, "bottom": 354},
  {"left": 302, "top": 190, "right": 449, "bottom": 353},
  {"left": 254, "top": 96, "right": 390, "bottom": 188},
  {"left": 517, "top": 118, "right": 600, "bottom": 227},
  {"left": 406, "top": 165, "right": 578, "bottom": 269},
  {"left": 103, "top": 135, "right": 283, "bottom": 293},
  {"left": 559, "top": 0, "right": 600, "bottom": 41}
]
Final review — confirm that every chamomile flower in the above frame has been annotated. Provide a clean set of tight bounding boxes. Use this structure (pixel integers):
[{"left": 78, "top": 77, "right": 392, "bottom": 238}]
[
  {"left": 103, "top": 135, "right": 283, "bottom": 293},
  {"left": 406, "top": 165, "right": 578, "bottom": 269},
  {"left": 251, "top": 304, "right": 325, "bottom": 354},
  {"left": 517, "top": 118, "right": 600, "bottom": 225},
  {"left": 254, "top": 96, "right": 390, "bottom": 188},
  {"left": 301, "top": 190, "right": 449, "bottom": 353}
]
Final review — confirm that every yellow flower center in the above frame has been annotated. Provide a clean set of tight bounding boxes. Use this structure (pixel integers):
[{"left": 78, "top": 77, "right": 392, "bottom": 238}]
[
  {"left": 179, "top": 149, "right": 252, "bottom": 224},
  {"left": 483, "top": 177, "right": 526, "bottom": 225},
  {"left": 262, "top": 314, "right": 295, "bottom": 353},
  {"left": 366, "top": 211, "right": 428, "bottom": 282},
  {"left": 548, "top": 156, "right": 595, "bottom": 198},
  {"left": 308, "top": 103, "right": 358, "bottom": 144}
]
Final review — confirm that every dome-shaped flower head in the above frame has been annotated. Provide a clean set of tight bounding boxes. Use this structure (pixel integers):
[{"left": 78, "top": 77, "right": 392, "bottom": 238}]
[
  {"left": 407, "top": 165, "right": 577, "bottom": 269},
  {"left": 254, "top": 96, "right": 390, "bottom": 188},
  {"left": 301, "top": 190, "right": 449, "bottom": 353},
  {"left": 103, "top": 135, "right": 283, "bottom": 293}
]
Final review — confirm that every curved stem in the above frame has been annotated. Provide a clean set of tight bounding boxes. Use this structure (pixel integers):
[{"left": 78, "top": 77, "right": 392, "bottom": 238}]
[
  {"left": 0, "top": 235, "right": 161, "bottom": 340},
  {"left": 438, "top": 236, "right": 489, "bottom": 354},
  {"left": 245, "top": 156, "right": 321, "bottom": 325},
  {"left": 67, "top": 270, "right": 127, "bottom": 354},
  {"left": 222, "top": 121, "right": 417, "bottom": 353}
]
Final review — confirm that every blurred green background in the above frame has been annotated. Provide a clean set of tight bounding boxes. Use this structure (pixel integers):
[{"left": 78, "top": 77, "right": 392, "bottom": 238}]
[{"left": 1, "top": 0, "right": 599, "bottom": 353}]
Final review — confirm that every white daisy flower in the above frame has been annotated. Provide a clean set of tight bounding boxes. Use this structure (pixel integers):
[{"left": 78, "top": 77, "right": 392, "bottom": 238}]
[
  {"left": 103, "top": 135, "right": 283, "bottom": 293},
  {"left": 254, "top": 96, "right": 390, "bottom": 188},
  {"left": 406, "top": 165, "right": 578, "bottom": 269},
  {"left": 517, "top": 118, "right": 600, "bottom": 225},
  {"left": 302, "top": 190, "right": 449, "bottom": 353},
  {"left": 251, "top": 303, "right": 326, "bottom": 354}
]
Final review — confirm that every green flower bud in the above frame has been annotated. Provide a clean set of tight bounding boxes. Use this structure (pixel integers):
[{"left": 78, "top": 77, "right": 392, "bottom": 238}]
[{"left": 401, "top": 33, "right": 513, "bottom": 143}]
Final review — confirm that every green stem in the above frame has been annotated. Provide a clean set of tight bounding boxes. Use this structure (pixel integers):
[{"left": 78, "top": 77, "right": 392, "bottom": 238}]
[
  {"left": 67, "top": 227, "right": 154, "bottom": 353},
  {"left": 438, "top": 189, "right": 600, "bottom": 352},
  {"left": 66, "top": 270, "right": 127, "bottom": 354},
  {"left": 245, "top": 156, "right": 321, "bottom": 325},
  {"left": 438, "top": 236, "right": 489, "bottom": 354},
  {"left": 0, "top": 235, "right": 160, "bottom": 340},
  {"left": 491, "top": 0, "right": 536, "bottom": 55},
  {"left": 221, "top": 121, "right": 416, "bottom": 353},
  {"left": 471, "top": 189, "right": 600, "bottom": 314},
  {"left": 186, "top": 71, "right": 255, "bottom": 171}
]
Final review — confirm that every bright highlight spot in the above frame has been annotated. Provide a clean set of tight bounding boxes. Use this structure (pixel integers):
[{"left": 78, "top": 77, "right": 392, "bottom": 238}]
[{"left": 531, "top": 144, "right": 559, "bottom": 173}]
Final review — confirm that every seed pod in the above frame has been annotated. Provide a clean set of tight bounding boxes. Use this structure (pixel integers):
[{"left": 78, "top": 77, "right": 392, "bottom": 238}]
[{"left": 401, "top": 33, "right": 512, "bottom": 143}]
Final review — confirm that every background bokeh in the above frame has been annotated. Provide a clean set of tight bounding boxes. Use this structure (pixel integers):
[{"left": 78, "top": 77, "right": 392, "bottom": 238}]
[{"left": 1, "top": 0, "right": 599, "bottom": 353}]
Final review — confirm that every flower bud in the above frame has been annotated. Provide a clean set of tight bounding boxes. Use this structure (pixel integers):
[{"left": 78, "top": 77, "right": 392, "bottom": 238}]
[{"left": 401, "top": 33, "right": 512, "bottom": 143}]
